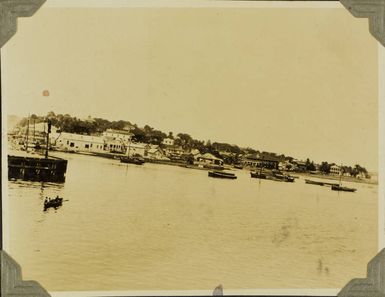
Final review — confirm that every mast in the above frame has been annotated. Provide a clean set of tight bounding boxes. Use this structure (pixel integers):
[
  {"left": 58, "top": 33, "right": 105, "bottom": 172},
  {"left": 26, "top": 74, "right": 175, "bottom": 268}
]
[
  {"left": 45, "top": 119, "right": 51, "bottom": 159},
  {"left": 33, "top": 118, "right": 36, "bottom": 144},
  {"left": 25, "top": 115, "right": 30, "bottom": 152},
  {"left": 339, "top": 163, "right": 343, "bottom": 186},
  {"left": 127, "top": 138, "right": 132, "bottom": 157}
]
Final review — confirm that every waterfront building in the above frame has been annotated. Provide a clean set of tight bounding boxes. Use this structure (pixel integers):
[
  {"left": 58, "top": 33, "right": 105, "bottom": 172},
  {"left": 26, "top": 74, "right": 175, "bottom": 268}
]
[
  {"left": 190, "top": 149, "right": 201, "bottom": 157},
  {"left": 163, "top": 145, "right": 185, "bottom": 159},
  {"left": 126, "top": 142, "right": 150, "bottom": 157},
  {"left": 290, "top": 159, "right": 307, "bottom": 172},
  {"left": 103, "top": 138, "right": 126, "bottom": 153},
  {"left": 330, "top": 164, "right": 341, "bottom": 175},
  {"left": 279, "top": 160, "right": 293, "bottom": 171},
  {"left": 53, "top": 132, "right": 105, "bottom": 153},
  {"left": 102, "top": 128, "right": 134, "bottom": 154},
  {"left": 102, "top": 129, "right": 133, "bottom": 143},
  {"left": 242, "top": 154, "right": 280, "bottom": 169},
  {"left": 196, "top": 153, "right": 224, "bottom": 166},
  {"left": 146, "top": 146, "right": 169, "bottom": 160}
]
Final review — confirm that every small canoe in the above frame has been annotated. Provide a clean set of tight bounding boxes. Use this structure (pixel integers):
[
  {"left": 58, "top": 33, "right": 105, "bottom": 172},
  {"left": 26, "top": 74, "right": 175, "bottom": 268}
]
[{"left": 208, "top": 171, "right": 237, "bottom": 179}]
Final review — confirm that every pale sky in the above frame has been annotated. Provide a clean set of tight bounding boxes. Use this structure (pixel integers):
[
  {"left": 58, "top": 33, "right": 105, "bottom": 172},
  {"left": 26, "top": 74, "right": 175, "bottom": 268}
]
[{"left": 1, "top": 5, "right": 379, "bottom": 170}]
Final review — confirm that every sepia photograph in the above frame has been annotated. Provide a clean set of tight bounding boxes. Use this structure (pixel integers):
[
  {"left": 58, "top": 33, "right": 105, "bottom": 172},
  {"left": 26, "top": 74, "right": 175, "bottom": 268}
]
[{"left": 1, "top": 0, "right": 383, "bottom": 295}]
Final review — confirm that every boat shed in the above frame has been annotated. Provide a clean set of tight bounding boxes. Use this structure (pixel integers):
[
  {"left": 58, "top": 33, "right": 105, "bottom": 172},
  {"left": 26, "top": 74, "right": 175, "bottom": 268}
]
[
  {"left": 242, "top": 154, "right": 280, "bottom": 169},
  {"left": 196, "top": 153, "right": 224, "bottom": 166}
]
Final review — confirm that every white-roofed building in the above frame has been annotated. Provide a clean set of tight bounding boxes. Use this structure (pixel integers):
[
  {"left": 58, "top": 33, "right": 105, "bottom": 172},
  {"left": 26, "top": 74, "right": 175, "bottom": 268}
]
[
  {"left": 196, "top": 153, "right": 224, "bottom": 166},
  {"left": 53, "top": 132, "right": 105, "bottom": 153}
]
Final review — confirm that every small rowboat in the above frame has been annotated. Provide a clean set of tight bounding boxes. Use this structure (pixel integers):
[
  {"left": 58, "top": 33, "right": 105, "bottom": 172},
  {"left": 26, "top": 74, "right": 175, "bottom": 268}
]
[
  {"left": 44, "top": 197, "right": 63, "bottom": 211},
  {"left": 208, "top": 171, "right": 237, "bottom": 179},
  {"left": 331, "top": 185, "right": 357, "bottom": 192}
]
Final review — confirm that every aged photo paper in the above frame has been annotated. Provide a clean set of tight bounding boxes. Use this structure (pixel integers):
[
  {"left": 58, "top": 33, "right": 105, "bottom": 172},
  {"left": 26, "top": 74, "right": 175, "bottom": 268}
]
[{"left": 1, "top": 1, "right": 384, "bottom": 296}]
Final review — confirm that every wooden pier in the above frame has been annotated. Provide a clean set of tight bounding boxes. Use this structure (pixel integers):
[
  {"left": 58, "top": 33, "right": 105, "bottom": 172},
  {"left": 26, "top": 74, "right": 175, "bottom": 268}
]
[{"left": 8, "top": 155, "right": 68, "bottom": 183}]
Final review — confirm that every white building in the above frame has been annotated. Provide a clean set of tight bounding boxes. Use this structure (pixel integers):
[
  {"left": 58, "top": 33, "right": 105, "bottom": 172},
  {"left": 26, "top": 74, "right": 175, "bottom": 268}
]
[
  {"left": 196, "top": 153, "right": 224, "bottom": 166},
  {"left": 103, "top": 129, "right": 133, "bottom": 142},
  {"left": 163, "top": 145, "right": 185, "bottom": 159},
  {"left": 330, "top": 164, "right": 341, "bottom": 175},
  {"left": 191, "top": 149, "right": 201, "bottom": 160},
  {"left": 102, "top": 129, "right": 134, "bottom": 153},
  {"left": 146, "top": 147, "right": 169, "bottom": 160},
  {"left": 53, "top": 132, "right": 105, "bottom": 153},
  {"left": 126, "top": 143, "right": 149, "bottom": 157},
  {"left": 278, "top": 160, "right": 293, "bottom": 171},
  {"left": 104, "top": 138, "right": 125, "bottom": 153},
  {"left": 162, "top": 138, "right": 175, "bottom": 146}
]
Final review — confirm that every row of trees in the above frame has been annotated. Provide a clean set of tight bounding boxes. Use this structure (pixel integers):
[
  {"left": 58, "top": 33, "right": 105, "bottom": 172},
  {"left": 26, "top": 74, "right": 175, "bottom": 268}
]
[
  {"left": 318, "top": 162, "right": 369, "bottom": 177},
  {"left": 22, "top": 112, "right": 133, "bottom": 135}
]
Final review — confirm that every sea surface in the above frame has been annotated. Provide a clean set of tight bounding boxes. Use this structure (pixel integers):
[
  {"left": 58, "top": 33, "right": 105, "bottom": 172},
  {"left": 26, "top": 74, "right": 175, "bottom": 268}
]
[{"left": 5, "top": 152, "right": 379, "bottom": 291}]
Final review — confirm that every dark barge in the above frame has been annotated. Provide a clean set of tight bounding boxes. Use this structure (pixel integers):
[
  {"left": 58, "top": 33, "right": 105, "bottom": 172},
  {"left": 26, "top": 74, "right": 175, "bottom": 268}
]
[
  {"left": 120, "top": 156, "right": 145, "bottom": 165},
  {"left": 8, "top": 155, "right": 68, "bottom": 183},
  {"left": 208, "top": 170, "right": 237, "bottom": 179}
]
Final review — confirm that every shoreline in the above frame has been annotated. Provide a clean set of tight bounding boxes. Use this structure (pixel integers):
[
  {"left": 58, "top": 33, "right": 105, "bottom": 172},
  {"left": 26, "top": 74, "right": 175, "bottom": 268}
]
[
  {"left": 288, "top": 171, "right": 378, "bottom": 185},
  {"left": 8, "top": 148, "right": 378, "bottom": 185}
]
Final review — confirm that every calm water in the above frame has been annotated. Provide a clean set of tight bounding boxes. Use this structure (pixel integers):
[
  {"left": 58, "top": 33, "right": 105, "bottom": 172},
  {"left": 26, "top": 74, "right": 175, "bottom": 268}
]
[{"left": 5, "top": 152, "right": 378, "bottom": 291}]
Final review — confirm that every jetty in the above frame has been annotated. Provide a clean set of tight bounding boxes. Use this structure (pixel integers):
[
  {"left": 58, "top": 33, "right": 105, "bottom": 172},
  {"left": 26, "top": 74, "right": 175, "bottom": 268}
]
[
  {"left": 8, "top": 155, "right": 68, "bottom": 183},
  {"left": 8, "top": 119, "right": 68, "bottom": 183}
]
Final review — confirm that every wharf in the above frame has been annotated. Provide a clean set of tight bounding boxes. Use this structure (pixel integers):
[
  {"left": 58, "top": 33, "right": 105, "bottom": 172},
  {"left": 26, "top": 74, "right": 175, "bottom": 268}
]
[{"left": 8, "top": 155, "right": 68, "bottom": 183}]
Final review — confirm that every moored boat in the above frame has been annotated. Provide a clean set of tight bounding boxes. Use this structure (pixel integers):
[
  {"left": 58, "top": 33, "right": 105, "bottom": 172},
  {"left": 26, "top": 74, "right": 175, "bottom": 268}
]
[
  {"left": 331, "top": 185, "right": 357, "bottom": 192},
  {"left": 266, "top": 174, "right": 283, "bottom": 182},
  {"left": 331, "top": 164, "right": 357, "bottom": 192},
  {"left": 270, "top": 170, "right": 295, "bottom": 182},
  {"left": 305, "top": 179, "right": 325, "bottom": 186},
  {"left": 250, "top": 171, "right": 267, "bottom": 179},
  {"left": 120, "top": 156, "right": 145, "bottom": 165},
  {"left": 208, "top": 170, "right": 237, "bottom": 179},
  {"left": 323, "top": 181, "right": 340, "bottom": 187},
  {"left": 283, "top": 175, "right": 295, "bottom": 182},
  {"left": 8, "top": 119, "right": 68, "bottom": 183},
  {"left": 203, "top": 164, "right": 224, "bottom": 170}
]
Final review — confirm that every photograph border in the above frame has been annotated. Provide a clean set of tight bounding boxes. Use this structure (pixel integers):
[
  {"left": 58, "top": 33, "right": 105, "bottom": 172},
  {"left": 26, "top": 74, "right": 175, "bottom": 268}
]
[{"left": 1, "top": 1, "right": 384, "bottom": 296}]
